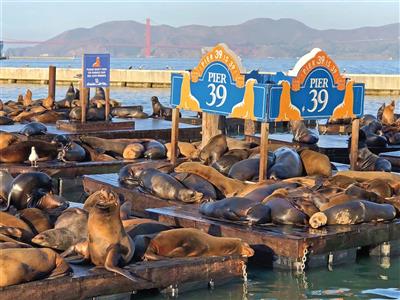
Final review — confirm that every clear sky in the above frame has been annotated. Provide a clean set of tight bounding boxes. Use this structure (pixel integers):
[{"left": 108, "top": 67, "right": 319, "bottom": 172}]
[{"left": 1, "top": 0, "right": 399, "bottom": 42}]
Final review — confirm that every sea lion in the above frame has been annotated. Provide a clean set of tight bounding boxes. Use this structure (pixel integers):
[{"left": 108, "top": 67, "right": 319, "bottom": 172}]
[
  {"left": 62, "top": 190, "right": 137, "bottom": 281},
  {"left": 228, "top": 155, "right": 274, "bottom": 181},
  {"left": 349, "top": 130, "right": 391, "bottom": 172},
  {"left": 22, "top": 89, "right": 33, "bottom": 107},
  {"left": 309, "top": 200, "right": 396, "bottom": 229},
  {"left": 318, "top": 192, "right": 356, "bottom": 211},
  {"left": 173, "top": 172, "right": 217, "bottom": 199},
  {"left": 382, "top": 100, "right": 395, "bottom": 125},
  {"left": 0, "top": 212, "right": 35, "bottom": 241},
  {"left": 123, "top": 143, "right": 145, "bottom": 159},
  {"left": 139, "top": 168, "right": 203, "bottom": 203},
  {"left": 0, "top": 132, "right": 17, "bottom": 150},
  {"left": 335, "top": 171, "right": 400, "bottom": 186},
  {"left": 199, "top": 134, "right": 228, "bottom": 165},
  {"left": 300, "top": 149, "right": 332, "bottom": 177},
  {"left": 36, "top": 193, "right": 69, "bottom": 215},
  {"left": 226, "top": 137, "right": 254, "bottom": 150},
  {"left": 80, "top": 136, "right": 150, "bottom": 156},
  {"left": 31, "top": 110, "right": 66, "bottom": 123},
  {"left": 118, "top": 160, "right": 174, "bottom": 187},
  {"left": 19, "top": 122, "right": 47, "bottom": 136},
  {"left": 69, "top": 107, "right": 108, "bottom": 121},
  {"left": 42, "top": 95, "right": 54, "bottom": 110},
  {"left": 165, "top": 142, "right": 181, "bottom": 160},
  {"left": 18, "top": 208, "right": 52, "bottom": 234},
  {"left": 143, "top": 140, "right": 166, "bottom": 159},
  {"left": 0, "top": 242, "right": 32, "bottom": 250},
  {"left": 62, "top": 142, "right": 87, "bottom": 162},
  {"left": 361, "top": 120, "right": 387, "bottom": 147},
  {"left": 177, "top": 142, "right": 199, "bottom": 159},
  {"left": 151, "top": 96, "right": 173, "bottom": 119},
  {"left": 199, "top": 197, "right": 271, "bottom": 224},
  {"left": 382, "top": 126, "right": 400, "bottom": 145},
  {"left": 265, "top": 198, "right": 308, "bottom": 225},
  {"left": 0, "top": 248, "right": 71, "bottom": 287},
  {"left": 81, "top": 143, "right": 116, "bottom": 162},
  {"left": 365, "top": 179, "right": 393, "bottom": 199},
  {"left": 269, "top": 147, "right": 303, "bottom": 180},
  {"left": 0, "top": 170, "right": 14, "bottom": 201},
  {"left": 243, "top": 182, "right": 299, "bottom": 202},
  {"left": 290, "top": 120, "right": 319, "bottom": 144},
  {"left": 143, "top": 228, "right": 254, "bottom": 260},
  {"left": 32, "top": 208, "right": 88, "bottom": 251},
  {"left": 90, "top": 87, "right": 105, "bottom": 102},
  {"left": 0, "top": 116, "right": 13, "bottom": 125},
  {"left": 212, "top": 149, "right": 249, "bottom": 175},
  {"left": 0, "top": 140, "right": 58, "bottom": 163},
  {"left": 174, "top": 162, "right": 248, "bottom": 197},
  {"left": 3, "top": 172, "right": 53, "bottom": 211},
  {"left": 111, "top": 107, "right": 148, "bottom": 118}
]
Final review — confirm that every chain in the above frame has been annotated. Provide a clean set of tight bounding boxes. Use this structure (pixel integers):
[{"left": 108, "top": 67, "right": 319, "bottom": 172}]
[
  {"left": 300, "top": 247, "right": 309, "bottom": 273},
  {"left": 241, "top": 261, "right": 248, "bottom": 300}
]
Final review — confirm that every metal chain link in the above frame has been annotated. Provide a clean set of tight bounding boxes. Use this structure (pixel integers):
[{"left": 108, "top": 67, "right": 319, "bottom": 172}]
[
  {"left": 300, "top": 247, "right": 309, "bottom": 273},
  {"left": 241, "top": 261, "right": 248, "bottom": 300}
]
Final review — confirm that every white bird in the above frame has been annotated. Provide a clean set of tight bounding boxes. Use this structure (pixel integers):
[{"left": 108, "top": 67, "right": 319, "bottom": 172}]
[{"left": 29, "top": 146, "right": 39, "bottom": 167}]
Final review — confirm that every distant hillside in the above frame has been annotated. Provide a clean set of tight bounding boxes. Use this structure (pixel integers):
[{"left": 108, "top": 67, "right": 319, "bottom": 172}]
[{"left": 7, "top": 18, "right": 400, "bottom": 59}]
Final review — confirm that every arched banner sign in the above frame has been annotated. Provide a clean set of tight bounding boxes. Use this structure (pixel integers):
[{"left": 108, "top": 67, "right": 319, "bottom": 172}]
[
  {"left": 170, "top": 43, "right": 267, "bottom": 121},
  {"left": 267, "top": 48, "right": 364, "bottom": 121}
]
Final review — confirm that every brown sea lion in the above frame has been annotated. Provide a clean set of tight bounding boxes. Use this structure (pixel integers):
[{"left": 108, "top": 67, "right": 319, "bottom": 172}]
[
  {"left": 334, "top": 171, "right": 400, "bottom": 186},
  {"left": 0, "top": 248, "right": 71, "bottom": 287},
  {"left": 382, "top": 100, "right": 395, "bottom": 125},
  {"left": 199, "top": 134, "right": 228, "bottom": 165},
  {"left": 226, "top": 137, "right": 254, "bottom": 150},
  {"left": 0, "top": 241, "right": 32, "bottom": 250},
  {"left": 0, "top": 212, "right": 35, "bottom": 240},
  {"left": 139, "top": 168, "right": 203, "bottom": 203},
  {"left": 23, "top": 89, "right": 33, "bottom": 107},
  {"left": 151, "top": 96, "right": 173, "bottom": 119},
  {"left": 32, "top": 208, "right": 88, "bottom": 251},
  {"left": 18, "top": 208, "right": 52, "bottom": 234},
  {"left": 143, "top": 228, "right": 254, "bottom": 260},
  {"left": 62, "top": 190, "right": 137, "bottom": 281},
  {"left": 309, "top": 200, "right": 396, "bottom": 229},
  {"left": 69, "top": 107, "right": 108, "bottom": 121},
  {"left": 265, "top": 198, "right": 308, "bottom": 225},
  {"left": 365, "top": 179, "right": 393, "bottom": 198},
  {"left": 165, "top": 142, "right": 181, "bottom": 160},
  {"left": 300, "top": 149, "right": 332, "bottom": 177},
  {"left": 319, "top": 192, "right": 356, "bottom": 211},
  {"left": 244, "top": 182, "right": 299, "bottom": 203},
  {"left": 31, "top": 110, "right": 65, "bottom": 123},
  {"left": 12, "top": 110, "right": 37, "bottom": 122},
  {"left": 328, "top": 175, "right": 357, "bottom": 189},
  {"left": 80, "top": 143, "right": 116, "bottom": 162},
  {"left": 42, "top": 95, "right": 54, "bottom": 110},
  {"left": 0, "top": 116, "right": 13, "bottom": 125},
  {"left": 80, "top": 136, "right": 150, "bottom": 156},
  {"left": 174, "top": 162, "right": 248, "bottom": 197},
  {"left": 0, "top": 132, "right": 17, "bottom": 150},
  {"left": 290, "top": 120, "right": 319, "bottom": 144},
  {"left": 0, "top": 140, "right": 58, "bottom": 163},
  {"left": 123, "top": 143, "right": 145, "bottom": 159}
]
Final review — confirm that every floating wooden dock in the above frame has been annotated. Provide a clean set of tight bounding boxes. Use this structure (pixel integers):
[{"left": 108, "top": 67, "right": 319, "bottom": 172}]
[
  {"left": 0, "top": 256, "right": 245, "bottom": 300},
  {"left": 147, "top": 205, "right": 400, "bottom": 270},
  {"left": 379, "top": 151, "right": 400, "bottom": 172},
  {"left": 0, "top": 118, "right": 201, "bottom": 141},
  {"left": 246, "top": 133, "right": 400, "bottom": 164},
  {"left": 83, "top": 173, "right": 191, "bottom": 218}
]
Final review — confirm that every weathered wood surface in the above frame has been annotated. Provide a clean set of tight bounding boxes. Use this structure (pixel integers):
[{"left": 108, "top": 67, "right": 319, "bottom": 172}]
[
  {"left": 56, "top": 120, "right": 135, "bottom": 132},
  {"left": 0, "top": 118, "right": 201, "bottom": 141},
  {"left": 147, "top": 205, "right": 400, "bottom": 260},
  {"left": 83, "top": 173, "right": 195, "bottom": 217},
  {"left": 0, "top": 160, "right": 137, "bottom": 178},
  {"left": 379, "top": 151, "right": 400, "bottom": 171},
  {"left": 246, "top": 133, "right": 400, "bottom": 164},
  {"left": 0, "top": 256, "right": 245, "bottom": 300}
]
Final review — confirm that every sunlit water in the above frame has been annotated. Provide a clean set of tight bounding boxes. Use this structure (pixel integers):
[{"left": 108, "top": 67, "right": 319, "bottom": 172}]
[{"left": 1, "top": 59, "right": 400, "bottom": 299}]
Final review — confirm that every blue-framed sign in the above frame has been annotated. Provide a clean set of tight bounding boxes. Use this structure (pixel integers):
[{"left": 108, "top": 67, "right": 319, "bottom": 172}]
[
  {"left": 83, "top": 53, "right": 110, "bottom": 88},
  {"left": 170, "top": 44, "right": 267, "bottom": 121},
  {"left": 267, "top": 49, "right": 364, "bottom": 121}
]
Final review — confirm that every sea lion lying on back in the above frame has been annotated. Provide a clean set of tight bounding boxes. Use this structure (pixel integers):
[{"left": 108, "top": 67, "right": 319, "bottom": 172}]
[
  {"left": 0, "top": 248, "right": 71, "bottom": 287},
  {"left": 142, "top": 228, "right": 254, "bottom": 260}
]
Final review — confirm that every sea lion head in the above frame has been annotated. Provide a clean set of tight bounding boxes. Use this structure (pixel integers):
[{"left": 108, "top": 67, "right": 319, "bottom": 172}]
[
  {"left": 51, "top": 134, "right": 71, "bottom": 147},
  {"left": 32, "top": 227, "right": 72, "bottom": 250},
  {"left": 240, "top": 241, "right": 255, "bottom": 257},
  {"left": 92, "top": 189, "right": 120, "bottom": 215},
  {"left": 177, "top": 189, "right": 203, "bottom": 203},
  {"left": 37, "top": 193, "right": 69, "bottom": 211},
  {"left": 151, "top": 96, "right": 160, "bottom": 105}
]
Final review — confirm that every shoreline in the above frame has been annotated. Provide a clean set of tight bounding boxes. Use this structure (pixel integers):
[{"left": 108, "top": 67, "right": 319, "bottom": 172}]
[{"left": 0, "top": 67, "right": 399, "bottom": 95}]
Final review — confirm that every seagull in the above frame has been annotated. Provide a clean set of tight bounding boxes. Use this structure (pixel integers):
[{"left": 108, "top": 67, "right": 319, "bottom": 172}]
[{"left": 29, "top": 146, "right": 39, "bottom": 167}]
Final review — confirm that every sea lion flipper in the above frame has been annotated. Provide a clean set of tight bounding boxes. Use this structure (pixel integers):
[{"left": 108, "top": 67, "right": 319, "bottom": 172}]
[
  {"left": 105, "top": 244, "right": 138, "bottom": 282},
  {"left": 49, "top": 255, "right": 71, "bottom": 279}
]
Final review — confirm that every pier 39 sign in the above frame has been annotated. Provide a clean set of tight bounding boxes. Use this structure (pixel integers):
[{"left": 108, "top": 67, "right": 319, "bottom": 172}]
[
  {"left": 267, "top": 48, "right": 364, "bottom": 121},
  {"left": 170, "top": 44, "right": 267, "bottom": 121}
]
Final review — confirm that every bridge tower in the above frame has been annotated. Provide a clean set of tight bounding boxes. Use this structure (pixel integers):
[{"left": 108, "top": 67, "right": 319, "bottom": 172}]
[
  {"left": 0, "top": 41, "right": 3, "bottom": 57},
  {"left": 145, "top": 18, "right": 151, "bottom": 58}
]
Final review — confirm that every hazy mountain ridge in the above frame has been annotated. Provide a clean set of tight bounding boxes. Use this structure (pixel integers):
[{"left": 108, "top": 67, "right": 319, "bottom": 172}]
[{"left": 7, "top": 18, "right": 399, "bottom": 59}]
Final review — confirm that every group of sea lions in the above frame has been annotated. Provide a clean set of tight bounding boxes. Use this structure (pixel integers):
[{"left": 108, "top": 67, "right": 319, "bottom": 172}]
[
  {"left": 0, "top": 127, "right": 170, "bottom": 163},
  {"left": 0, "top": 84, "right": 182, "bottom": 125},
  {"left": 0, "top": 172, "right": 254, "bottom": 287}
]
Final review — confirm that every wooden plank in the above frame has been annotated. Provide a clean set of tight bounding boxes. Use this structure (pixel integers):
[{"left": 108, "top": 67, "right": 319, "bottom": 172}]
[
  {"left": 350, "top": 118, "right": 360, "bottom": 170},
  {"left": 56, "top": 120, "right": 135, "bottom": 132},
  {"left": 83, "top": 174, "right": 192, "bottom": 218},
  {"left": 48, "top": 65, "right": 56, "bottom": 99},
  {"left": 170, "top": 108, "right": 180, "bottom": 166},
  {"left": 147, "top": 205, "right": 400, "bottom": 260},
  {"left": 258, "top": 122, "right": 269, "bottom": 182},
  {"left": 105, "top": 87, "right": 110, "bottom": 122},
  {"left": 201, "top": 113, "right": 222, "bottom": 148},
  {"left": 0, "top": 256, "right": 245, "bottom": 300}
]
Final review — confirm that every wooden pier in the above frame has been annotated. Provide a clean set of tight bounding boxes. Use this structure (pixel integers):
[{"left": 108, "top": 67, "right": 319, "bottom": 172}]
[
  {"left": 0, "top": 256, "right": 245, "bottom": 300},
  {"left": 83, "top": 173, "right": 191, "bottom": 218},
  {"left": 147, "top": 205, "right": 400, "bottom": 270},
  {"left": 246, "top": 133, "right": 400, "bottom": 164},
  {"left": 1, "top": 118, "right": 201, "bottom": 141}
]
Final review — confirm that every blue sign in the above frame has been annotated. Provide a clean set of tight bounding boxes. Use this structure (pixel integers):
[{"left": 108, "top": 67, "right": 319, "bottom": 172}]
[
  {"left": 267, "top": 50, "right": 364, "bottom": 121},
  {"left": 83, "top": 53, "right": 110, "bottom": 88},
  {"left": 170, "top": 44, "right": 267, "bottom": 121}
]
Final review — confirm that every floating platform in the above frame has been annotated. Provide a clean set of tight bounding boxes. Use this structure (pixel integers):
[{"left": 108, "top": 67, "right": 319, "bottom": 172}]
[
  {"left": 147, "top": 205, "right": 400, "bottom": 270},
  {"left": 246, "top": 133, "right": 400, "bottom": 164},
  {"left": 0, "top": 118, "right": 201, "bottom": 141},
  {"left": 379, "top": 151, "right": 400, "bottom": 172},
  {"left": 83, "top": 173, "right": 191, "bottom": 218},
  {"left": 56, "top": 119, "right": 135, "bottom": 132},
  {"left": 0, "top": 256, "right": 245, "bottom": 300}
]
